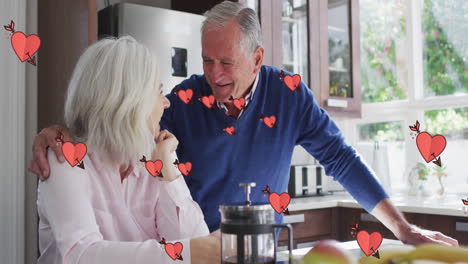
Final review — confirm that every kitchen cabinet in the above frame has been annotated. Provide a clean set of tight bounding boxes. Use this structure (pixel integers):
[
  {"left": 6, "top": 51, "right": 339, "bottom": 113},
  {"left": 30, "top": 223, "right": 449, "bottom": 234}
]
[
  {"left": 277, "top": 208, "right": 340, "bottom": 249},
  {"left": 252, "top": 0, "right": 362, "bottom": 118},
  {"left": 278, "top": 207, "right": 468, "bottom": 248}
]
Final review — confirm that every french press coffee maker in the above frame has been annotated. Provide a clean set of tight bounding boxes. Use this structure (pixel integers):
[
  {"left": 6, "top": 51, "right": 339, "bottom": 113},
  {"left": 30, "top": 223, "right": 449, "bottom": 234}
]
[{"left": 219, "top": 182, "right": 293, "bottom": 264}]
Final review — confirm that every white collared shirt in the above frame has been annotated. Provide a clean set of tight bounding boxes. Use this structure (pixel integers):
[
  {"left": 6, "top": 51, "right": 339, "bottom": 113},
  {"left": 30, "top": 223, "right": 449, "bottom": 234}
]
[{"left": 216, "top": 72, "right": 259, "bottom": 118}]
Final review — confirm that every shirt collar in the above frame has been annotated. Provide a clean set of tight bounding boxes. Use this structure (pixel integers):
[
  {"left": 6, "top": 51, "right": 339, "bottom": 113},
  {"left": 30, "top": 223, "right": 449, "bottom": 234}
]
[{"left": 216, "top": 72, "right": 259, "bottom": 111}]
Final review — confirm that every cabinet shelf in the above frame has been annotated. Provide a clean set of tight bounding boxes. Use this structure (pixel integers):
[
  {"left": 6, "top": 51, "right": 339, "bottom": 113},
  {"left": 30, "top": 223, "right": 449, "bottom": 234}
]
[{"left": 329, "top": 66, "right": 348, "bottom": 72}]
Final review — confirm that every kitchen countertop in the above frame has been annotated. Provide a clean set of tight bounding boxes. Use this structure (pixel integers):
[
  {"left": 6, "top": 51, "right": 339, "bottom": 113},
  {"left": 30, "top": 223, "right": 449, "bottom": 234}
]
[
  {"left": 288, "top": 192, "right": 468, "bottom": 217},
  {"left": 276, "top": 239, "right": 404, "bottom": 263}
]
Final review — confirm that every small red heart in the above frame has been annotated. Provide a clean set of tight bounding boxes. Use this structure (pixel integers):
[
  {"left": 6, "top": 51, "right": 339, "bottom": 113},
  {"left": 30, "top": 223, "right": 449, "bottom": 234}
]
[
  {"left": 62, "top": 142, "right": 87, "bottom": 167},
  {"left": 201, "top": 95, "right": 215, "bottom": 108},
  {"left": 283, "top": 74, "right": 301, "bottom": 91},
  {"left": 11, "top": 31, "right": 41, "bottom": 62},
  {"left": 224, "top": 126, "right": 235, "bottom": 136},
  {"left": 145, "top": 160, "right": 163, "bottom": 177},
  {"left": 233, "top": 98, "right": 246, "bottom": 110},
  {"left": 263, "top": 115, "right": 276, "bottom": 128},
  {"left": 356, "top": 231, "right": 382, "bottom": 256},
  {"left": 268, "top": 192, "right": 291, "bottom": 214},
  {"left": 416, "top": 132, "right": 447, "bottom": 163},
  {"left": 165, "top": 242, "right": 183, "bottom": 260},
  {"left": 177, "top": 89, "right": 193, "bottom": 104},
  {"left": 178, "top": 162, "right": 192, "bottom": 176}
]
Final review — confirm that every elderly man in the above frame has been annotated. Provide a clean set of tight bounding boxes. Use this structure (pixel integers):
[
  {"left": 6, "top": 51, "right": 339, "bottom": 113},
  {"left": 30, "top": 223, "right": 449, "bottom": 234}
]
[{"left": 30, "top": 1, "right": 457, "bottom": 247}]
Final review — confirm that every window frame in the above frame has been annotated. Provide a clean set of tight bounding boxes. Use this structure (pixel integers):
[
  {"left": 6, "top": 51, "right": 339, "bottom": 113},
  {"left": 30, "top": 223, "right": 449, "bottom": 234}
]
[{"left": 341, "top": 0, "right": 468, "bottom": 192}]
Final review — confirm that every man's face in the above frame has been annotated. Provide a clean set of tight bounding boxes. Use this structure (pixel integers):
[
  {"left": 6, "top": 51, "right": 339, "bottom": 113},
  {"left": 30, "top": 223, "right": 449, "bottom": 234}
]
[{"left": 202, "top": 20, "right": 258, "bottom": 103}]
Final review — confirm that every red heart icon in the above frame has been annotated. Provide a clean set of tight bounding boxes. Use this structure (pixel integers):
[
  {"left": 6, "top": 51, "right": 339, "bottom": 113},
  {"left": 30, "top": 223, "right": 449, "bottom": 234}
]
[
  {"left": 356, "top": 231, "right": 382, "bottom": 256},
  {"left": 178, "top": 162, "right": 192, "bottom": 176},
  {"left": 11, "top": 32, "right": 40, "bottom": 62},
  {"left": 145, "top": 160, "right": 163, "bottom": 177},
  {"left": 416, "top": 132, "right": 447, "bottom": 163},
  {"left": 62, "top": 142, "right": 87, "bottom": 167},
  {"left": 233, "top": 98, "right": 246, "bottom": 110},
  {"left": 263, "top": 115, "right": 276, "bottom": 128},
  {"left": 177, "top": 89, "right": 193, "bottom": 104},
  {"left": 165, "top": 242, "right": 183, "bottom": 260},
  {"left": 201, "top": 95, "right": 215, "bottom": 108},
  {"left": 224, "top": 126, "right": 235, "bottom": 136},
  {"left": 268, "top": 192, "right": 291, "bottom": 214},
  {"left": 283, "top": 74, "right": 301, "bottom": 91}
]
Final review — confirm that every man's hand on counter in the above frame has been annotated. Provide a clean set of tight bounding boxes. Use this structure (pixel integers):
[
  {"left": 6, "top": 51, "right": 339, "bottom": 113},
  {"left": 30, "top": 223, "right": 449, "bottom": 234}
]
[{"left": 371, "top": 198, "right": 459, "bottom": 246}]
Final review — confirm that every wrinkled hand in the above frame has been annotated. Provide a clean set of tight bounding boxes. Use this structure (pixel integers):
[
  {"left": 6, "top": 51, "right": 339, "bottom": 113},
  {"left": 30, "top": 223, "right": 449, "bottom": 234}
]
[
  {"left": 398, "top": 224, "right": 459, "bottom": 246},
  {"left": 28, "top": 125, "right": 73, "bottom": 181},
  {"left": 190, "top": 230, "right": 221, "bottom": 264}
]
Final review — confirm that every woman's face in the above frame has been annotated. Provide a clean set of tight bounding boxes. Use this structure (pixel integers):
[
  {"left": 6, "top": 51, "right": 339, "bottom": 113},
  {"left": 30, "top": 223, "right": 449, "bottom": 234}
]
[{"left": 149, "top": 83, "right": 171, "bottom": 138}]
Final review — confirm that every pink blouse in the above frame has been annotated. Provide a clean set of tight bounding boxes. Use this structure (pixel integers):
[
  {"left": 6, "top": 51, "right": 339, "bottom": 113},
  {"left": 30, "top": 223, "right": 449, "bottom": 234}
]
[{"left": 37, "top": 150, "right": 209, "bottom": 264}]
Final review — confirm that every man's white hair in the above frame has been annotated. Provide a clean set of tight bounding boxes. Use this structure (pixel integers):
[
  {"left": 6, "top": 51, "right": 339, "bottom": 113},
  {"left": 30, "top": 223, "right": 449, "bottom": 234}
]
[
  {"left": 64, "top": 36, "right": 158, "bottom": 169},
  {"left": 201, "top": 1, "right": 262, "bottom": 54}
]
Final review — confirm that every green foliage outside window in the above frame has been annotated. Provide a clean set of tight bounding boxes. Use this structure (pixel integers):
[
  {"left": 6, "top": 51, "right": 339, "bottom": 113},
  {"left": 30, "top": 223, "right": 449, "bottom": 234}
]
[{"left": 359, "top": 0, "right": 468, "bottom": 141}]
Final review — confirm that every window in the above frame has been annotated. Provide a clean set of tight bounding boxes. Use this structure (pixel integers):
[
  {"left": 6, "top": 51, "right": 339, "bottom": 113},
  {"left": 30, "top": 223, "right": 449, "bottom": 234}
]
[{"left": 343, "top": 0, "right": 468, "bottom": 195}]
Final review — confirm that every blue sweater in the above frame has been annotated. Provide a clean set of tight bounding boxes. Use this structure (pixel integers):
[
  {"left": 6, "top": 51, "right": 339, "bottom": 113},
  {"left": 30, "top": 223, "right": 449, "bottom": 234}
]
[{"left": 161, "top": 65, "right": 389, "bottom": 232}]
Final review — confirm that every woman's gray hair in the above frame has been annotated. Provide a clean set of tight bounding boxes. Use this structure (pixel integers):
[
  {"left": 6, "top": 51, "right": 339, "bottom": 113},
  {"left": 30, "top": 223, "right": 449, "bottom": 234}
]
[
  {"left": 201, "top": 1, "right": 262, "bottom": 54},
  {"left": 64, "top": 36, "right": 158, "bottom": 169}
]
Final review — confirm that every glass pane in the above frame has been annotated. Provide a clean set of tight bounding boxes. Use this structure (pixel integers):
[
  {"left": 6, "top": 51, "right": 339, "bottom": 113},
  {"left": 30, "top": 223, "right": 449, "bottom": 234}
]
[
  {"left": 244, "top": 0, "right": 259, "bottom": 11},
  {"left": 422, "top": 0, "right": 468, "bottom": 97},
  {"left": 359, "top": 0, "right": 409, "bottom": 103},
  {"left": 328, "top": 0, "right": 352, "bottom": 98},
  {"left": 356, "top": 121, "right": 406, "bottom": 192},
  {"left": 423, "top": 107, "right": 468, "bottom": 193},
  {"left": 282, "top": 0, "right": 309, "bottom": 86}
]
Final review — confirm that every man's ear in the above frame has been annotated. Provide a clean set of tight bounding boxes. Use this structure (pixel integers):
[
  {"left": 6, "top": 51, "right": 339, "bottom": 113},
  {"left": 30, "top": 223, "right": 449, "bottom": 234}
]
[{"left": 253, "top": 46, "right": 264, "bottom": 73}]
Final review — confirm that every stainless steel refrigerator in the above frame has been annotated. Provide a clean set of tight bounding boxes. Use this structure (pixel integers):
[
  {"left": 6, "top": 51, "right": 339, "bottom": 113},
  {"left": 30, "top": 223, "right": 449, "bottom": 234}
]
[{"left": 99, "top": 3, "right": 205, "bottom": 95}]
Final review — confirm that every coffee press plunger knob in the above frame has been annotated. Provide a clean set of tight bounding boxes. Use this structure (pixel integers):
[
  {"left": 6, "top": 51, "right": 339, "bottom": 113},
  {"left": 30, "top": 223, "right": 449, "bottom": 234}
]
[{"left": 239, "top": 182, "right": 256, "bottom": 206}]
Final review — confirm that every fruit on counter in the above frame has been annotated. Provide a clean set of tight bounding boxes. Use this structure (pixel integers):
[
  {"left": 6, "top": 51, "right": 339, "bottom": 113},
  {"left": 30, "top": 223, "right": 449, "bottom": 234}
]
[
  {"left": 359, "top": 243, "right": 468, "bottom": 264},
  {"left": 403, "top": 243, "right": 468, "bottom": 263},
  {"left": 359, "top": 245, "right": 415, "bottom": 264},
  {"left": 299, "top": 240, "right": 356, "bottom": 264}
]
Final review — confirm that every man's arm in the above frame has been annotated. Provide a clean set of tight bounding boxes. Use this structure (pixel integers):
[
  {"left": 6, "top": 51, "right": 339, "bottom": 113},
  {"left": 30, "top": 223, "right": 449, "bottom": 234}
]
[
  {"left": 372, "top": 198, "right": 458, "bottom": 246},
  {"left": 294, "top": 79, "right": 458, "bottom": 246},
  {"left": 28, "top": 125, "right": 73, "bottom": 180}
]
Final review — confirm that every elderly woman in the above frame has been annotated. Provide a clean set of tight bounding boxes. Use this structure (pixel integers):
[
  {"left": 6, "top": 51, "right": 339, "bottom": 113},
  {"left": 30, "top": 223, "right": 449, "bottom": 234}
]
[{"left": 36, "top": 36, "right": 220, "bottom": 264}]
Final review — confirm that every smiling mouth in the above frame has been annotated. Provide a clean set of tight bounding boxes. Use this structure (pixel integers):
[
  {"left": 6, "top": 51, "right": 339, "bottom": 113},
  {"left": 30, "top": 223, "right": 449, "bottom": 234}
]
[{"left": 215, "top": 83, "right": 232, "bottom": 88}]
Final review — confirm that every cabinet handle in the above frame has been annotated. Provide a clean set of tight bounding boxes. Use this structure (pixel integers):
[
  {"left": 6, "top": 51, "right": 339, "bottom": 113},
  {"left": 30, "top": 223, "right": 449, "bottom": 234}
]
[
  {"left": 283, "top": 214, "right": 305, "bottom": 224},
  {"left": 360, "top": 213, "right": 379, "bottom": 223},
  {"left": 455, "top": 222, "right": 468, "bottom": 232}
]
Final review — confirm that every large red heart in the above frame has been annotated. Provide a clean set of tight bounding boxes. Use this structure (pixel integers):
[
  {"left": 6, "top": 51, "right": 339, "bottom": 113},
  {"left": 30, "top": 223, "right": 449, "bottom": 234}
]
[
  {"left": 356, "top": 231, "right": 382, "bottom": 256},
  {"left": 233, "top": 98, "right": 246, "bottom": 110},
  {"left": 263, "top": 115, "right": 276, "bottom": 128},
  {"left": 11, "top": 32, "right": 40, "bottom": 62},
  {"left": 201, "top": 95, "right": 215, "bottom": 108},
  {"left": 416, "top": 132, "right": 447, "bottom": 163},
  {"left": 224, "top": 126, "right": 235, "bottom": 136},
  {"left": 177, "top": 89, "right": 193, "bottom": 104},
  {"left": 269, "top": 192, "right": 291, "bottom": 214},
  {"left": 145, "top": 160, "right": 163, "bottom": 177},
  {"left": 62, "top": 142, "right": 87, "bottom": 167},
  {"left": 178, "top": 162, "right": 192, "bottom": 176},
  {"left": 165, "top": 242, "right": 183, "bottom": 260},
  {"left": 283, "top": 74, "right": 301, "bottom": 91}
]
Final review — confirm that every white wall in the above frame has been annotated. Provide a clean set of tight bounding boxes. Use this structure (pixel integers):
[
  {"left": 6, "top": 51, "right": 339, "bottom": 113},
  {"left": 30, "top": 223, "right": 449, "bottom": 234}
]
[{"left": 0, "top": 0, "right": 37, "bottom": 263}]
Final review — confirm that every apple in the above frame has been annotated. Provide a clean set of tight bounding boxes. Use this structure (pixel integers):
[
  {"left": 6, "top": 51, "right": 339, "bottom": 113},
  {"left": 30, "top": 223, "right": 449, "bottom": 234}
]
[{"left": 301, "top": 240, "right": 356, "bottom": 264}]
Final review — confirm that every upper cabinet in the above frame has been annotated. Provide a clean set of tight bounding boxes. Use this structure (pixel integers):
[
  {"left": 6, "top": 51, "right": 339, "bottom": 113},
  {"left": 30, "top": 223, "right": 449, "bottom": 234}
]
[{"left": 246, "top": 0, "right": 362, "bottom": 118}]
